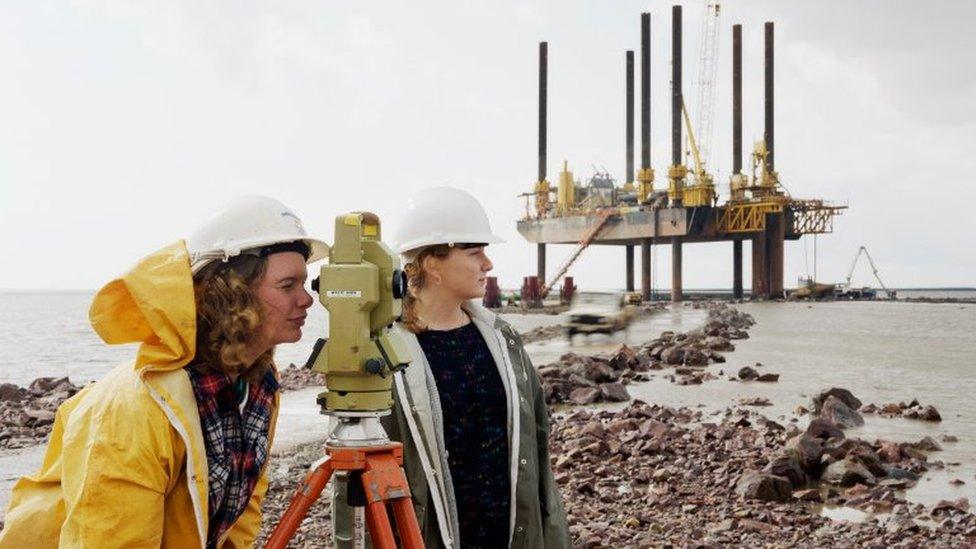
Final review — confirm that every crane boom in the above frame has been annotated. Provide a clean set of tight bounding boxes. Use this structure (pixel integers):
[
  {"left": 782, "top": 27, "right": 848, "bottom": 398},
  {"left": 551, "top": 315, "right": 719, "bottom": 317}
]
[
  {"left": 844, "top": 246, "right": 895, "bottom": 299},
  {"left": 693, "top": 0, "right": 721, "bottom": 171}
]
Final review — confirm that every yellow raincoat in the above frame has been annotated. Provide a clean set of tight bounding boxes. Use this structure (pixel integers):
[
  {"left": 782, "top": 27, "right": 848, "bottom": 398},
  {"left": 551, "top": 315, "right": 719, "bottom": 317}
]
[{"left": 0, "top": 241, "right": 278, "bottom": 548}]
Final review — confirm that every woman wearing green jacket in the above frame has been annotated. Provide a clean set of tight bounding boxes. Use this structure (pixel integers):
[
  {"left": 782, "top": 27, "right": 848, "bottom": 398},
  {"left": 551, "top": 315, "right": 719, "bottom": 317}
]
[{"left": 372, "top": 187, "right": 569, "bottom": 548}]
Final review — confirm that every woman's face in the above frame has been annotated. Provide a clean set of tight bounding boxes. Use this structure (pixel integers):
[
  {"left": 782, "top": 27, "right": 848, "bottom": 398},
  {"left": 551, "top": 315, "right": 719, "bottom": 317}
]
[
  {"left": 252, "top": 251, "right": 314, "bottom": 348},
  {"left": 428, "top": 245, "right": 494, "bottom": 300}
]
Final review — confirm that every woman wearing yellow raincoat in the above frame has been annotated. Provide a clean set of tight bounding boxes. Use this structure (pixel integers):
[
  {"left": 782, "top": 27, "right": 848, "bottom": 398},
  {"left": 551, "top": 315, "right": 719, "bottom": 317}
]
[{"left": 0, "top": 196, "right": 328, "bottom": 549}]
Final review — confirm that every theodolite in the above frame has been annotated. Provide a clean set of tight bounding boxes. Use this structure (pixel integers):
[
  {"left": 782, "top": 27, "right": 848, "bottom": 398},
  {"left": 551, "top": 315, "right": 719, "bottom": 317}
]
[{"left": 265, "top": 212, "right": 425, "bottom": 549}]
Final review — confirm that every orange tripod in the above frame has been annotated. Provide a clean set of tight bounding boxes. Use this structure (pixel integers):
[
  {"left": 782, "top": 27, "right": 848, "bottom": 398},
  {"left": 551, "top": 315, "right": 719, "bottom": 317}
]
[{"left": 265, "top": 441, "right": 425, "bottom": 549}]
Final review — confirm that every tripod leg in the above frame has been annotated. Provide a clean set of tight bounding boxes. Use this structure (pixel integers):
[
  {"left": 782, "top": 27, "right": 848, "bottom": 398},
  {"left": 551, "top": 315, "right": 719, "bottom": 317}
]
[
  {"left": 265, "top": 455, "right": 335, "bottom": 549},
  {"left": 360, "top": 452, "right": 426, "bottom": 549},
  {"left": 391, "top": 496, "right": 425, "bottom": 549},
  {"left": 363, "top": 500, "right": 397, "bottom": 549}
]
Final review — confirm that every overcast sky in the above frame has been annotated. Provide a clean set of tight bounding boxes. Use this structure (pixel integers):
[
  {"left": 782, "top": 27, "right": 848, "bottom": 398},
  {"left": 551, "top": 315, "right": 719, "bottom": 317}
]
[{"left": 2, "top": 1, "right": 974, "bottom": 291}]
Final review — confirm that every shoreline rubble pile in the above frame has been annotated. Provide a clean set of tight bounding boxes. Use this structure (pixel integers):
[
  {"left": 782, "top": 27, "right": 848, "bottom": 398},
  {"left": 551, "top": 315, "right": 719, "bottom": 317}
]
[
  {"left": 861, "top": 398, "right": 943, "bottom": 422},
  {"left": 0, "top": 377, "right": 84, "bottom": 450},
  {"left": 538, "top": 303, "right": 759, "bottom": 404},
  {"left": 551, "top": 398, "right": 975, "bottom": 547}
]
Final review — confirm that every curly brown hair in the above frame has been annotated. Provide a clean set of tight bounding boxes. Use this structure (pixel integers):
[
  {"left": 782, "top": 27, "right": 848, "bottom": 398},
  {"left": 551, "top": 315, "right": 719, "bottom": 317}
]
[
  {"left": 400, "top": 244, "right": 452, "bottom": 333},
  {"left": 191, "top": 255, "right": 274, "bottom": 382}
]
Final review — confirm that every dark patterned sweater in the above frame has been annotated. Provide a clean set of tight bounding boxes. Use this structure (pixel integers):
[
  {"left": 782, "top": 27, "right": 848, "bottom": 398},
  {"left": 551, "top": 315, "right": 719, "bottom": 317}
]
[{"left": 417, "top": 321, "right": 511, "bottom": 549}]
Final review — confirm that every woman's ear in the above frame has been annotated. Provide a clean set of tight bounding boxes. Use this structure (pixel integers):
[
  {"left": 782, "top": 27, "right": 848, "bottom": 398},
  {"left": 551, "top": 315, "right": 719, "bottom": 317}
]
[{"left": 421, "top": 255, "right": 442, "bottom": 286}]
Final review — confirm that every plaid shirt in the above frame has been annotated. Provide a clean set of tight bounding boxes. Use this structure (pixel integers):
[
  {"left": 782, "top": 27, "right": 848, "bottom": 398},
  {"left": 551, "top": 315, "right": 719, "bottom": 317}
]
[{"left": 186, "top": 365, "right": 279, "bottom": 548}]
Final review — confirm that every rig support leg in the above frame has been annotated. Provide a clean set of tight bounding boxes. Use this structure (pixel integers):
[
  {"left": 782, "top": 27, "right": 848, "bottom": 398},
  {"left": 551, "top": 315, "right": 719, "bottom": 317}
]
[
  {"left": 641, "top": 239, "right": 652, "bottom": 302},
  {"left": 671, "top": 237, "right": 683, "bottom": 303},
  {"left": 625, "top": 245, "right": 635, "bottom": 292},
  {"left": 733, "top": 239, "right": 743, "bottom": 299}
]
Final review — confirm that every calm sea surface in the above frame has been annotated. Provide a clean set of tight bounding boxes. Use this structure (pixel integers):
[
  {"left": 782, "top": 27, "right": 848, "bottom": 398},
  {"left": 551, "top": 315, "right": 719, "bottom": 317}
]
[{"left": 0, "top": 291, "right": 331, "bottom": 387}]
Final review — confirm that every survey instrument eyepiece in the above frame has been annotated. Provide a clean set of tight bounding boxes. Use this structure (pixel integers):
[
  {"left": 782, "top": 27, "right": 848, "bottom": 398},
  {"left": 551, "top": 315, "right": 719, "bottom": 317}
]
[{"left": 307, "top": 212, "right": 412, "bottom": 412}]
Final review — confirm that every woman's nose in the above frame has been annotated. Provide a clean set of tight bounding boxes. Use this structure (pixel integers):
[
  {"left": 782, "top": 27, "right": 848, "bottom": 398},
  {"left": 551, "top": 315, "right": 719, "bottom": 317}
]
[{"left": 300, "top": 288, "right": 314, "bottom": 309}]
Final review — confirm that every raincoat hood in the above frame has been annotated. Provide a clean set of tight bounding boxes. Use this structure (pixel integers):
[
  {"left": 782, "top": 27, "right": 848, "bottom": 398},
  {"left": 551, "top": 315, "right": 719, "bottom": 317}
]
[{"left": 89, "top": 240, "right": 196, "bottom": 374}]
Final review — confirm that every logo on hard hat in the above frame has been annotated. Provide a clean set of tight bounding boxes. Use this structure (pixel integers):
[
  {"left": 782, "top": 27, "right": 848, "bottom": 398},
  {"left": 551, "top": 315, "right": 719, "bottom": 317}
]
[{"left": 281, "top": 211, "right": 305, "bottom": 233}]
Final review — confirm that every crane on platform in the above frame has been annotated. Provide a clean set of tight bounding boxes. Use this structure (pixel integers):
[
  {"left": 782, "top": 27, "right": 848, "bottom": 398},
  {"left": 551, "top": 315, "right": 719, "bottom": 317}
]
[
  {"left": 680, "top": 0, "right": 721, "bottom": 207},
  {"left": 693, "top": 0, "right": 721, "bottom": 172},
  {"left": 837, "top": 246, "right": 896, "bottom": 299},
  {"left": 540, "top": 208, "right": 616, "bottom": 298}
]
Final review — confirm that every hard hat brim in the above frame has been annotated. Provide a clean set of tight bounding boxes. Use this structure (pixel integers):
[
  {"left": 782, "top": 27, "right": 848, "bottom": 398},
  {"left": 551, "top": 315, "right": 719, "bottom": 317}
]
[
  {"left": 190, "top": 236, "right": 330, "bottom": 274},
  {"left": 395, "top": 232, "right": 505, "bottom": 257}
]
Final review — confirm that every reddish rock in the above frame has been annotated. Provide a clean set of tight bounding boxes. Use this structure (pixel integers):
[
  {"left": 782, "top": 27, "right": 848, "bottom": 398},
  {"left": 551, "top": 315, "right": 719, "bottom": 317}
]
[
  {"left": 881, "top": 403, "right": 902, "bottom": 414},
  {"left": 606, "top": 418, "right": 638, "bottom": 434},
  {"left": 822, "top": 459, "right": 875, "bottom": 487},
  {"left": 811, "top": 388, "right": 863, "bottom": 415},
  {"left": 763, "top": 455, "right": 809, "bottom": 489},
  {"left": 0, "top": 383, "right": 25, "bottom": 403},
  {"left": 683, "top": 348, "right": 709, "bottom": 366},
  {"left": 660, "top": 346, "right": 685, "bottom": 365},
  {"left": 819, "top": 396, "right": 864, "bottom": 429},
  {"left": 785, "top": 433, "right": 824, "bottom": 473},
  {"left": 805, "top": 418, "right": 844, "bottom": 441},
  {"left": 737, "top": 366, "right": 759, "bottom": 381},
  {"left": 638, "top": 419, "right": 670, "bottom": 440},
  {"left": 734, "top": 471, "right": 792, "bottom": 502},
  {"left": 919, "top": 405, "right": 942, "bottom": 422},
  {"left": 877, "top": 441, "right": 902, "bottom": 463},
  {"left": 569, "top": 387, "right": 601, "bottom": 405},
  {"left": 581, "top": 421, "right": 607, "bottom": 438},
  {"left": 599, "top": 383, "right": 631, "bottom": 402},
  {"left": 794, "top": 488, "right": 823, "bottom": 502}
]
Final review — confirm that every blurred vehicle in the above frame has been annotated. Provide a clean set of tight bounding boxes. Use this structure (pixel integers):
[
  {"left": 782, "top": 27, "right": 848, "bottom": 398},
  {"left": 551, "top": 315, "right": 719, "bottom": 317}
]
[{"left": 566, "top": 292, "right": 634, "bottom": 339}]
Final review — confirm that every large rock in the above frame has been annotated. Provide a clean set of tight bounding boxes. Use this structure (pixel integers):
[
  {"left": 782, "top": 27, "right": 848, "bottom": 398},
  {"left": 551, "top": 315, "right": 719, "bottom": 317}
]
[
  {"left": 608, "top": 344, "right": 637, "bottom": 370},
  {"left": 822, "top": 458, "right": 876, "bottom": 487},
  {"left": 569, "top": 387, "right": 601, "bottom": 405},
  {"left": 24, "top": 408, "right": 56, "bottom": 427},
  {"left": 584, "top": 362, "right": 618, "bottom": 383},
  {"left": 848, "top": 447, "right": 888, "bottom": 477},
  {"left": 918, "top": 405, "right": 942, "bottom": 422},
  {"left": 660, "top": 346, "right": 684, "bottom": 365},
  {"left": 805, "top": 418, "right": 845, "bottom": 441},
  {"left": 734, "top": 471, "right": 793, "bottom": 502},
  {"left": 763, "top": 455, "right": 809, "bottom": 489},
  {"left": 819, "top": 395, "right": 864, "bottom": 429},
  {"left": 599, "top": 383, "right": 631, "bottom": 403},
  {"left": 785, "top": 433, "right": 824, "bottom": 473},
  {"left": 0, "top": 383, "right": 24, "bottom": 403},
  {"left": 737, "top": 366, "right": 759, "bottom": 381},
  {"left": 638, "top": 419, "right": 670, "bottom": 440},
  {"left": 28, "top": 376, "right": 72, "bottom": 395},
  {"left": 811, "top": 388, "right": 862, "bottom": 415},
  {"left": 682, "top": 348, "right": 709, "bottom": 366},
  {"left": 703, "top": 336, "right": 734, "bottom": 352}
]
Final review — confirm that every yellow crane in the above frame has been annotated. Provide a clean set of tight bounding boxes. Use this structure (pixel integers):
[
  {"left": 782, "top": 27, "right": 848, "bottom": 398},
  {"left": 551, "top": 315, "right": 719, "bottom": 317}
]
[{"left": 680, "top": 0, "right": 721, "bottom": 208}]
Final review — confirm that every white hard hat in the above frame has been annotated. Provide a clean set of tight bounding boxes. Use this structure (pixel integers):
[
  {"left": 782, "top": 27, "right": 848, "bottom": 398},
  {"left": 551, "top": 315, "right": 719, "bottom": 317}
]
[
  {"left": 186, "top": 196, "right": 329, "bottom": 274},
  {"left": 393, "top": 187, "right": 504, "bottom": 258}
]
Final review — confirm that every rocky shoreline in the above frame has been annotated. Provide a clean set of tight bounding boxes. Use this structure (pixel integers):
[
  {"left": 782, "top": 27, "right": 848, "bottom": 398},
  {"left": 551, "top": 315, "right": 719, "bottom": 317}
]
[
  {"left": 537, "top": 302, "right": 755, "bottom": 406},
  {"left": 4, "top": 302, "right": 974, "bottom": 546},
  {"left": 254, "top": 397, "right": 974, "bottom": 547},
  {"left": 0, "top": 377, "right": 84, "bottom": 450}
]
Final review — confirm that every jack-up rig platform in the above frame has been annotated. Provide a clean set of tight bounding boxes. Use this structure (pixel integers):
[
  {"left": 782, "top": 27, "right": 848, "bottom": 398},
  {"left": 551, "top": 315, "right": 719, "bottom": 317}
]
[{"left": 517, "top": 6, "right": 846, "bottom": 302}]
